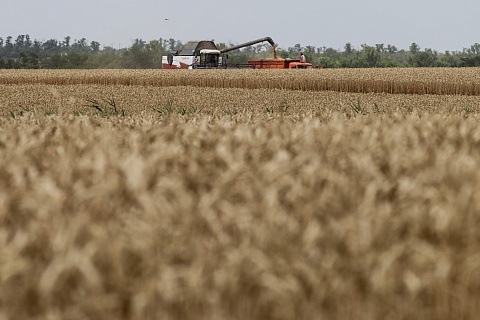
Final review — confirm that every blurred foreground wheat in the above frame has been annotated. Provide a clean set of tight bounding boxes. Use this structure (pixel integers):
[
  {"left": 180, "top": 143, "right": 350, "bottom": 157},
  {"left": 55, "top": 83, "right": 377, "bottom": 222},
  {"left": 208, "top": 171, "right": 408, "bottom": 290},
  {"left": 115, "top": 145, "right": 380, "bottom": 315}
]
[{"left": 1, "top": 113, "right": 480, "bottom": 319}]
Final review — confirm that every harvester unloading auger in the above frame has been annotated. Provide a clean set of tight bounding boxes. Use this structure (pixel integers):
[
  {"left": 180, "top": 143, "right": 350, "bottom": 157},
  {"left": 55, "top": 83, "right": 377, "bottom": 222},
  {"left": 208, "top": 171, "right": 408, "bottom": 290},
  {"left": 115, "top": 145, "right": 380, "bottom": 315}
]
[
  {"left": 219, "top": 37, "right": 277, "bottom": 60},
  {"left": 162, "top": 36, "right": 312, "bottom": 69}
]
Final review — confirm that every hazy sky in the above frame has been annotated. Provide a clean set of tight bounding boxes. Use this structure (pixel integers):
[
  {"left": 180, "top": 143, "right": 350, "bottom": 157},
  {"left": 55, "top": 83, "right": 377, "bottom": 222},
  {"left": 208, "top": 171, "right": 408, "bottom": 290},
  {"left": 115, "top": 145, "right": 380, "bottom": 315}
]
[{"left": 1, "top": 0, "right": 478, "bottom": 52}]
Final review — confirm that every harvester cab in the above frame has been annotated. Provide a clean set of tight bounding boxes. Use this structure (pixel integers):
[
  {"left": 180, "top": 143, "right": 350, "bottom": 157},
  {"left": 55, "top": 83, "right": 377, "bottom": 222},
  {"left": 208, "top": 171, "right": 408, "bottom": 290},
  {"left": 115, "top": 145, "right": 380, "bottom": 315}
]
[
  {"left": 162, "top": 40, "right": 223, "bottom": 69},
  {"left": 193, "top": 49, "right": 222, "bottom": 69}
]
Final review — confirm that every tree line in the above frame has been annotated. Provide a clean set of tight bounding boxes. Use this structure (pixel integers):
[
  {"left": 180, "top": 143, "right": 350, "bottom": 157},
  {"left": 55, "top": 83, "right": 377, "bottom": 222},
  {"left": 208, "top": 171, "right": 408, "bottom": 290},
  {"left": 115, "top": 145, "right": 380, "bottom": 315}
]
[
  {"left": 0, "top": 35, "right": 184, "bottom": 69},
  {"left": 1, "top": 34, "right": 480, "bottom": 69}
]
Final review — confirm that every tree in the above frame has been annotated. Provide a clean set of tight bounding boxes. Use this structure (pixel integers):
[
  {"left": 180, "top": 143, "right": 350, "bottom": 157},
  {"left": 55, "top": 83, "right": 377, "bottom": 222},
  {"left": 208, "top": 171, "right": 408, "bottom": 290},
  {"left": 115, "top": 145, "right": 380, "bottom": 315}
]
[
  {"left": 317, "top": 56, "right": 339, "bottom": 68},
  {"left": 72, "top": 38, "right": 89, "bottom": 52},
  {"left": 409, "top": 43, "right": 420, "bottom": 54},
  {"left": 471, "top": 43, "right": 480, "bottom": 54},
  {"left": 460, "top": 55, "right": 480, "bottom": 67},
  {"left": 216, "top": 42, "right": 227, "bottom": 51},
  {"left": 63, "top": 36, "right": 71, "bottom": 48},
  {"left": 85, "top": 46, "right": 122, "bottom": 68},
  {"left": 20, "top": 52, "right": 40, "bottom": 68},
  {"left": 4, "top": 36, "right": 14, "bottom": 57},
  {"left": 90, "top": 41, "right": 100, "bottom": 53},
  {"left": 375, "top": 44, "right": 385, "bottom": 53},
  {"left": 168, "top": 38, "right": 176, "bottom": 52},
  {"left": 121, "top": 38, "right": 154, "bottom": 68},
  {"left": 458, "top": 43, "right": 480, "bottom": 66},
  {"left": 304, "top": 45, "right": 316, "bottom": 63},
  {"left": 145, "top": 40, "right": 166, "bottom": 67},
  {"left": 42, "top": 39, "right": 60, "bottom": 54},
  {"left": 386, "top": 44, "right": 397, "bottom": 54},
  {"left": 32, "top": 40, "right": 42, "bottom": 54},
  {"left": 15, "top": 35, "right": 25, "bottom": 49},
  {"left": 360, "top": 44, "right": 381, "bottom": 67},
  {"left": 25, "top": 35, "right": 32, "bottom": 48},
  {"left": 344, "top": 42, "right": 353, "bottom": 55},
  {"left": 439, "top": 51, "right": 461, "bottom": 67},
  {"left": 278, "top": 49, "right": 289, "bottom": 59},
  {"left": 409, "top": 48, "right": 437, "bottom": 67}
]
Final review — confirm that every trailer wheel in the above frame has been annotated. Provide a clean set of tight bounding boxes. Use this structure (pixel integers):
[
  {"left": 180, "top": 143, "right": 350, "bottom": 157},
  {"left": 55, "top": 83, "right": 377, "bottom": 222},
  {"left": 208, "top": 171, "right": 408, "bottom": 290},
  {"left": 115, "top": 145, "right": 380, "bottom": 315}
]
[{"left": 167, "top": 54, "right": 174, "bottom": 66}]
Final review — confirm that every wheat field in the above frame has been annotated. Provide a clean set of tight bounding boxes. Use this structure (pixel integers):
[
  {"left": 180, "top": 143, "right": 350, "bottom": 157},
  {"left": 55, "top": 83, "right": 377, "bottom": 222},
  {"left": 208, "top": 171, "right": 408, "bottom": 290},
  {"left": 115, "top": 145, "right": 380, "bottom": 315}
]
[
  {"left": 2, "top": 68, "right": 480, "bottom": 95},
  {"left": 1, "top": 69, "right": 480, "bottom": 320}
]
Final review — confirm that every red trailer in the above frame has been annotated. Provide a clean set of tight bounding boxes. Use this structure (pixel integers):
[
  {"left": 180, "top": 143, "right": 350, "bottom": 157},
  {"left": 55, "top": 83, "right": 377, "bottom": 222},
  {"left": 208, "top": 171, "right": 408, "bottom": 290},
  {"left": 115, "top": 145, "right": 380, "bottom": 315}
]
[{"left": 247, "top": 59, "right": 312, "bottom": 69}]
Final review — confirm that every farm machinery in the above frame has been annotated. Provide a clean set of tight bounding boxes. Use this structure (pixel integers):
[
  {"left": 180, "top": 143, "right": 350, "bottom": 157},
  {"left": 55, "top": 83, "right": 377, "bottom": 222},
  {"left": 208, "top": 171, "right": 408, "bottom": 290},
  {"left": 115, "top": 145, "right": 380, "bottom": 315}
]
[{"left": 161, "top": 36, "right": 313, "bottom": 69}]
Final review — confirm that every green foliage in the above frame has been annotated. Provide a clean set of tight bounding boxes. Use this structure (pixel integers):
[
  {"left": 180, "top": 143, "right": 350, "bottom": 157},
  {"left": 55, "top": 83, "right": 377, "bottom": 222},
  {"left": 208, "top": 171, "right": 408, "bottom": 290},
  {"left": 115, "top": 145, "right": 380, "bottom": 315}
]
[
  {"left": 373, "top": 102, "right": 384, "bottom": 114},
  {"left": 85, "top": 96, "right": 125, "bottom": 116},
  {"left": 9, "top": 106, "right": 31, "bottom": 118},
  {"left": 460, "top": 55, "right": 480, "bottom": 67},
  {"left": 155, "top": 100, "right": 174, "bottom": 116},
  {"left": 1, "top": 34, "right": 480, "bottom": 69},
  {"left": 0, "top": 34, "right": 182, "bottom": 69},
  {"left": 73, "top": 110, "right": 88, "bottom": 116},
  {"left": 177, "top": 107, "right": 186, "bottom": 116},
  {"left": 265, "top": 106, "right": 275, "bottom": 114},
  {"left": 360, "top": 45, "right": 381, "bottom": 68},
  {"left": 19, "top": 52, "right": 40, "bottom": 68},
  {"left": 409, "top": 49, "right": 438, "bottom": 67},
  {"left": 280, "top": 98, "right": 290, "bottom": 113},
  {"left": 343, "top": 99, "right": 384, "bottom": 117},
  {"left": 224, "top": 108, "right": 238, "bottom": 116},
  {"left": 44, "top": 108, "right": 58, "bottom": 116},
  {"left": 265, "top": 99, "right": 290, "bottom": 114},
  {"left": 350, "top": 98, "right": 368, "bottom": 115}
]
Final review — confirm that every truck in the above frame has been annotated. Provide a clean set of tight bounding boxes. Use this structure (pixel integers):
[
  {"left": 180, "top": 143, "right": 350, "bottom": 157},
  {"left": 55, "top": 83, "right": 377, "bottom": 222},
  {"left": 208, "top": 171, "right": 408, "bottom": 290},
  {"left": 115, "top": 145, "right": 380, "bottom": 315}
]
[{"left": 161, "top": 37, "right": 313, "bottom": 69}]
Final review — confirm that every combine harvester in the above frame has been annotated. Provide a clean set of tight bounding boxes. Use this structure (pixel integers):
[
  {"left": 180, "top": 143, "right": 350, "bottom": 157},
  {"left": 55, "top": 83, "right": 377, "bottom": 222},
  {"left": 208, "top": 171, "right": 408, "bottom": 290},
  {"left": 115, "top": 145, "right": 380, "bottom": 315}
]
[{"left": 162, "top": 37, "right": 313, "bottom": 69}]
